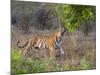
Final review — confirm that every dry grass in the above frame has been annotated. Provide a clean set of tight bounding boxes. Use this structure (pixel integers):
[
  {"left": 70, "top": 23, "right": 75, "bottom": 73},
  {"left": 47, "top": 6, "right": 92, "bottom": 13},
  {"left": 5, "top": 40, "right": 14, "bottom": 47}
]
[{"left": 11, "top": 26, "right": 96, "bottom": 74}]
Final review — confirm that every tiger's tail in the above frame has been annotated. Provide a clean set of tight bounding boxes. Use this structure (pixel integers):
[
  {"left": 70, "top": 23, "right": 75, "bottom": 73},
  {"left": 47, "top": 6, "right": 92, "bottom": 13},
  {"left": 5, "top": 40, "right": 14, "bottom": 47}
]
[{"left": 17, "top": 41, "right": 29, "bottom": 48}]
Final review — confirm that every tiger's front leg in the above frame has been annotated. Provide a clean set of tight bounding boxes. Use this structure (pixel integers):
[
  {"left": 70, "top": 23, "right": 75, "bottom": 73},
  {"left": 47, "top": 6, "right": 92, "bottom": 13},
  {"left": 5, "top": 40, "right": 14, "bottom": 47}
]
[{"left": 56, "top": 42, "right": 64, "bottom": 55}]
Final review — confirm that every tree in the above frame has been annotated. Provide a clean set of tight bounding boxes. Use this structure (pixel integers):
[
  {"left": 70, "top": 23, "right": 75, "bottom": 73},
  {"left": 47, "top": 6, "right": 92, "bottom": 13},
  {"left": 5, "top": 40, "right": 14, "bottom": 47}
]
[{"left": 55, "top": 4, "right": 96, "bottom": 32}]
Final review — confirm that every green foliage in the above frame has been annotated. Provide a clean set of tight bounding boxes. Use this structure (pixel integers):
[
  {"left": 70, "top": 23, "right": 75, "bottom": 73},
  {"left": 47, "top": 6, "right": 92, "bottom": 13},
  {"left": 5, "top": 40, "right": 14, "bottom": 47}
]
[
  {"left": 55, "top": 4, "right": 96, "bottom": 32},
  {"left": 11, "top": 0, "right": 96, "bottom": 31},
  {"left": 11, "top": 49, "right": 33, "bottom": 74},
  {"left": 61, "top": 59, "right": 93, "bottom": 71},
  {"left": 80, "top": 59, "right": 92, "bottom": 70},
  {"left": 11, "top": 49, "right": 56, "bottom": 74},
  {"left": 11, "top": 49, "right": 94, "bottom": 74}
]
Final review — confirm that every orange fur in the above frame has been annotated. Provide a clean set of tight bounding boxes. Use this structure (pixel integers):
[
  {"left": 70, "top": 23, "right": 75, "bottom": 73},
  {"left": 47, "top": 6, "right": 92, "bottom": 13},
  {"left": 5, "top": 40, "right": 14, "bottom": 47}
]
[{"left": 17, "top": 28, "right": 66, "bottom": 61}]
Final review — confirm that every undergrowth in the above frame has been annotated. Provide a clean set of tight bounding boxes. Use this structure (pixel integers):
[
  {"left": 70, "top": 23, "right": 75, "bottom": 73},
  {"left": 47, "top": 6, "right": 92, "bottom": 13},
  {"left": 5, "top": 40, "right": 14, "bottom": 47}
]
[{"left": 11, "top": 48, "right": 94, "bottom": 74}]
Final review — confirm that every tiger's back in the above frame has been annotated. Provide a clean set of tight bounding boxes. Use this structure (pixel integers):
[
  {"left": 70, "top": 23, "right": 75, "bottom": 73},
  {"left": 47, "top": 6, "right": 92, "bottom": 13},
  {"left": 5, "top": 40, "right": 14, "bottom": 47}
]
[{"left": 17, "top": 28, "right": 66, "bottom": 61}]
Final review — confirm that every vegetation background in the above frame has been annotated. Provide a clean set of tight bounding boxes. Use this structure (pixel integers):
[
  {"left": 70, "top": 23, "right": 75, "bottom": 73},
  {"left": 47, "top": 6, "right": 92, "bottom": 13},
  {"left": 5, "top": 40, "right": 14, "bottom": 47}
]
[{"left": 11, "top": 0, "right": 96, "bottom": 74}]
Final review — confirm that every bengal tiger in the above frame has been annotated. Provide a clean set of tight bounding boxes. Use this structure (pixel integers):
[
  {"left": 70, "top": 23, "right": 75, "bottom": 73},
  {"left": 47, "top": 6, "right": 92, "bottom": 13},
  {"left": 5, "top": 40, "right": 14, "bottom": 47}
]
[{"left": 17, "top": 28, "right": 66, "bottom": 60}]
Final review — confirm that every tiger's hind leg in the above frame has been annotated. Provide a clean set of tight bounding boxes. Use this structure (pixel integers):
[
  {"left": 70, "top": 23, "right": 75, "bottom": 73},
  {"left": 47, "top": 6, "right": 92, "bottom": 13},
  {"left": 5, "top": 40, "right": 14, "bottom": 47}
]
[
  {"left": 26, "top": 48, "right": 31, "bottom": 54},
  {"left": 23, "top": 47, "right": 33, "bottom": 57},
  {"left": 24, "top": 41, "right": 33, "bottom": 56}
]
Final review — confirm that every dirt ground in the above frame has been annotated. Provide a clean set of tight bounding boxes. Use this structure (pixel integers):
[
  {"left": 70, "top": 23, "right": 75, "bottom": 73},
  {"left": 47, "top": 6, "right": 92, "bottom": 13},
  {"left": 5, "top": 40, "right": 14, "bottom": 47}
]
[{"left": 11, "top": 25, "right": 96, "bottom": 69}]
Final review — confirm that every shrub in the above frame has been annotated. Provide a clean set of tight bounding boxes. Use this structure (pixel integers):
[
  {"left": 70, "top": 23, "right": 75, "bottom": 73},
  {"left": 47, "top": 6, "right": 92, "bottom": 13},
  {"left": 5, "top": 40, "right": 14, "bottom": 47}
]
[
  {"left": 11, "top": 48, "right": 94, "bottom": 74},
  {"left": 80, "top": 59, "right": 93, "bottom": 70},
  {"left": 11, "top": 49, "right": 55, "bottom": 74}
]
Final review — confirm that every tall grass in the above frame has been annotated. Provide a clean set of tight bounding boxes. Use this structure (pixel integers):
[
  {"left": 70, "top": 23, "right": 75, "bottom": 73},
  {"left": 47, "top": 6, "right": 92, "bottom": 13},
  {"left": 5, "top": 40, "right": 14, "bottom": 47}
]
[
  {"left": 11, "top": 48, "right": 94, "bottom": 74},
  {"left": 11, "top": 49, "right": 60, "bottom": 74}
]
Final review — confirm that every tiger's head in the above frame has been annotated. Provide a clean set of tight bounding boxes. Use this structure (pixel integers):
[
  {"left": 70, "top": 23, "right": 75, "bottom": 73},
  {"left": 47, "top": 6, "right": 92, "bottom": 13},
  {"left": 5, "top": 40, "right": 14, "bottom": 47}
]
[{"left": 55, "top": 28, "right": 66, "bottom": 42}]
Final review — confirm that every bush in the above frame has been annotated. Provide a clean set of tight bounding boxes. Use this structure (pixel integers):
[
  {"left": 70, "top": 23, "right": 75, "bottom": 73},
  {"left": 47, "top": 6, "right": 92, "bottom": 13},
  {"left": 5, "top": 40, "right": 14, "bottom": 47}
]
[
  {"left": 80, "top": 59, "right": 93, "bottom": 70},
  {"left": 11, "top": 48, "right": 94, "bottom": 74},
  {"left": 11, "top": 49, "right": 33, "bottom": 74},
  {"left": 11, "top": 49, "right": 60, "bottom": 74}
]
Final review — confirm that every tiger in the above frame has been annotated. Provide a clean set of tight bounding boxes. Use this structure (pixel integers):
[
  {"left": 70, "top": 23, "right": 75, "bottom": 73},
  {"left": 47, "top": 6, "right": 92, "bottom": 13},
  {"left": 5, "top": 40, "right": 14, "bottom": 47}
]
[{"left": 17, "top": 28, "right": 66, "bottom": 60}]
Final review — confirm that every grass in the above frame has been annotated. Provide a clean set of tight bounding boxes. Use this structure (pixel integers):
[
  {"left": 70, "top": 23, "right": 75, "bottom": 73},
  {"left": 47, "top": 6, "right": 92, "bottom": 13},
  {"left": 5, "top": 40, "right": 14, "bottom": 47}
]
[
  {"left": 11, "top": 48, "right": 94, "bottom": 74},
  {"left": 11, "top": 29, "right": 96, "bottom": 74},
  {"left": 80, "top": 59, "right": 93, "bottom": 70},
  {"left": 11, "top": 48, "right": 57, "bottom": 74}
]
